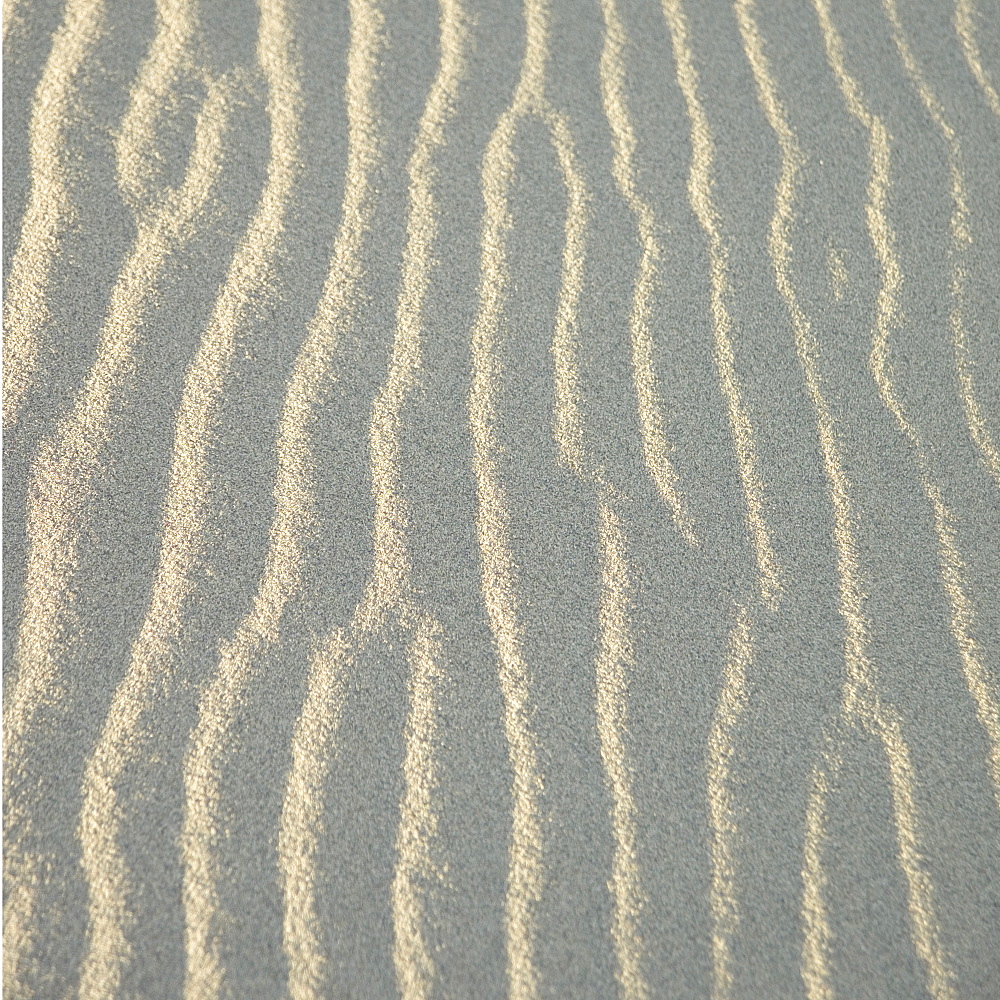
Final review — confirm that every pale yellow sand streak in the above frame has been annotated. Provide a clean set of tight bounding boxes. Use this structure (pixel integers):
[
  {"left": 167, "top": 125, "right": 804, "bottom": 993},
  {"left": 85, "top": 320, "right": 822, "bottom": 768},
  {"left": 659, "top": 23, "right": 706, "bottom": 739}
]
[
  {"left": 876, "top": 0, "right": 1000, "bottom": 812},
  {"left": 74, "top": 7, "right": 256, "bottom": 998},
  {"left": 597, "top": 0, "right": 695, "bottom": 545},
  {"left": 279, "top": 631, "right": 352, "bottom": 1000},
  {"left": 656, "top": 4, "right": 780, "bottom": 991},
  {"left": 546, "top": 112, "right": 589, "bottom": 481},
  {"left": 388, "top": 616, "right": 448, "bottom": 1000},
  {"left": 114, "top": 0, "right": 208, "bottom": 215},
  {"left": 175, "top": 2, "right": 382, "bottom": 997},
  {"left": 659, "top": 0, "right": 780, "bottom": 607},
  {"left": 1, "top": 28, "right": 231, "bottom": 779},
  {"left": 705, "top": 604, "right": 751, "bottom": 1000},
  {"left": 273, "top": 6, "right": 385, "bottom": 995},
  {"left": 2, "top": 67, "right": 235, "bottom": 1000},
  {"left": 280, "top": 2, "right": 466, "bottom": 997},
  {"left": 590, "top": 499, "right": 650, "bottom": 1000},
  {"left": 177, "top": 0, "right": 305, "bottom": 982},
  {"left": 590, "top": 4, "right": 678, "bottom": 994},
  {"left": 738, "top": 5, "right": 957, "bottom": 999},
  {"left": 802, "top": 713, "right": 956, "bottom": 1000},
  {"left": 3, "top": 0, "right": 105, "bottom": 429},
  {"left": 827, "top": 247, "right": 849, "bottom": 301},
  {"left": 3, "top": 0, "right": 26, "bottom": 43},
  {"left": 801, "top": 745, "right": 837, "bottom": 1000},
  {"left": 373, "top": 4, "right": 468, "bottom": 998},
  {"left": 884, "top": 0, "right": 1000, "bottom": 490},
  {"left": 469, "top": 1, "right": 597, "bottom": 994},
  {"left": 954, "top": 0, "right": 1000, "bottom": 117},
  {"left": 817, "top": 0, "right": 1000, "bottom": 813}
]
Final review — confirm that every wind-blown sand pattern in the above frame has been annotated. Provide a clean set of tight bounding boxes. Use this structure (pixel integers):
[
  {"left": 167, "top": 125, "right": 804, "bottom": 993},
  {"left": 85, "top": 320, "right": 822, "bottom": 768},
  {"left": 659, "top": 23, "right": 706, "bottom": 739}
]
[
  {"left": 76, "top": 2, "right": 245, "bottom": 985},
  {"left": 3, "top": 0, "right": 999, "bottom": 997},
  {"left": 706, "top": 604, "right": 752, "bottom": 1000},
  {"left": 659, "top": 0, "right": 780, "bottom": 609},
  {"left": 598, "top": 0, "right": 695, "bottom": 546},
  {"left": 542, "top": 11, "right": 653, "bottom": 994},
  {"left": 954, "top": 0, "right": 1000, "bottom": 118},
  {"left": 176, "top": 0, "right": 350, "bottom": 995},
  {"left": 657, "top": 4, "right": 779, "bottom": 993},
  {"left": 469, "top": 0, "right": 595, "bottom": 995},
  {"left": 3, "top": 0, "right": 24, "bottom": 44},
  {"left": 591, "top": 499, "right": 650, "bottom": 1000},
  {"left": 3, "top": 0, "right": 106, "bottom": 430},
  {"left": 269, "top": 0, "right": 384, "bottom": 992},
  {"left": 278, "top": 1, "right": 462, "bottom": 998},
  {"left": 4, "top": 36, "right": 237, "bottom": 994},
  {"left": 740, "top": 4, "right": 957, "bottom": 998},
  {"left": 881, "top": 0, "right": 1000, "bottom": 806},
  {"left": 812, "top": 0, "right": 1000, "bottom": 823},
  {"left": 378, "top": 3, "right": 467, "bottom": 997},
  {"left": 884, "top": 0, "right": 1000, "bottom": 491}
]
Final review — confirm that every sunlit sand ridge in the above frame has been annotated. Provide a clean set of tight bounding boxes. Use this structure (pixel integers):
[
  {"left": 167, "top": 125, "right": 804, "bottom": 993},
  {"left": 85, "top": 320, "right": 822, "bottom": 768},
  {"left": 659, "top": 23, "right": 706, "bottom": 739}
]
[
  {"left": 705, "top": 604, "right": 752, "bottom": 1000},
  {"left": 175, "top": 0, "right": 378, "bottom": 996},
  {"left": 262, "top": 0, "right": 385, "bottom": 992},
  {"left": 597, "top": 0, "right": 696, "bottom": 547},
  {"left": 887, "top": 0, "right": 1000, "bottom": 796},
  {"left": 469, "top": 0, "right": 603, "bottom": 994},
  {"left": 3, "top": 8, "right": 239, "bottom": 993},
  {"left": 3, "top": 0, "right": 27, "bottom": 43},
  {"left": 879, "top": 0, "right": 1000, "bottom": 806},
  {"left": 592, "top": 0, "right": 725, "bottom": 993},
  {"left": 800, "top": 738, "right": 837, "bottom": 1000},
  {"left": 2, "top": 1, "right": 998, "bottom": 996},
  {"left": 659, "top": 0, "right": 781, "bottom": 609},
  {"left": 656, "top": 2, "right": 782, "bottom": 991},
  {"left": 277, "top": 2, "right": 468, "bottom": 998},
  {"left": 122, "top": 0, "right": 386, "bottom": 997},
  {"left": 885, "top": 0, "right": 1000, "bottom": 490},
  {"left": 378, "top": 2, "right": 468, "bottom": 996},
  {"left": 954, "top": 0, "right": 1000, "bottom": 117},
  {"left": 815, "top": 0, "right": 1000, "bottom": 820},
  {"left": 174, "top": 0, "right": 304, "bottom": 980},
  {"left": 114, "top": 0, "right": 212, "bottom": 214},
  {"left": 3, "top": 0, "right": 106, "bottom": 430},
  {"left": 76, "top": 2, "right": 257, "bottom": 996},
  {"left": 587, "top": 497, "right": 652, "bottom": 1000},
  {"left": 738, "top": 3, "right": 963, "bottom": 999}
]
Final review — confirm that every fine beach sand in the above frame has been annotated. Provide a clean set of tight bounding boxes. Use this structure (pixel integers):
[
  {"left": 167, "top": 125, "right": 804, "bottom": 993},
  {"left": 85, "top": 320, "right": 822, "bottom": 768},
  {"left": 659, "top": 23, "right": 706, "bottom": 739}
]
[{"left": 3, "top": 0, "right": 1000, "bottom": 997}]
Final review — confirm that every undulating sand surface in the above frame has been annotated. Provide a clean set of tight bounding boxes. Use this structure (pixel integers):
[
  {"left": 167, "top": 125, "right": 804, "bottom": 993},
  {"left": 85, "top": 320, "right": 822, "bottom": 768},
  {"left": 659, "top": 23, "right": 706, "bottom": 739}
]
[{"left": 3, "top": 0, "right": 1000, "bottom": 996}]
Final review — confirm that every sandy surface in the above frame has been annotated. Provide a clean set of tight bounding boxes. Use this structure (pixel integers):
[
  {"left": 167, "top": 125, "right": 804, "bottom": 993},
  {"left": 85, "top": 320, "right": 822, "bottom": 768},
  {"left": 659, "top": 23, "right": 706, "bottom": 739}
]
[{"left": 3, "top": 0, "right": 1000, "bottom": 996}]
